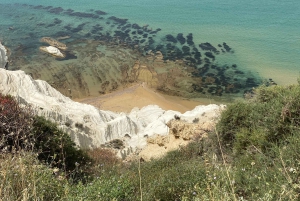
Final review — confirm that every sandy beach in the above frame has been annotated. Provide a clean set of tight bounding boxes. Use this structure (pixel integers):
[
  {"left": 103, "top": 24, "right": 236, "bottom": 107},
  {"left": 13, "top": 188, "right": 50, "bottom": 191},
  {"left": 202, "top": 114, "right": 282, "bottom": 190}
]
[{"left": 76, "top": 83, "right": 205, "bottom": 113}]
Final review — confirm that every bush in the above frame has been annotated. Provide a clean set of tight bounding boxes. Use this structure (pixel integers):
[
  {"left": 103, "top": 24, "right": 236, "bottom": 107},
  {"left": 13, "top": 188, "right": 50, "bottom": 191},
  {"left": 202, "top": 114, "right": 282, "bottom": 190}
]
[
  {"left": 0, "top": 152, "right": 68, "bottom": 200},
  {"left": 217, "top": 84, "right": 300, "bottom": 153},
  {"left": 0, "top": 94, "right": 34, "bottom": 152},
  {"left": 31, "top": 116, "right": 90, "bottom": 172}
]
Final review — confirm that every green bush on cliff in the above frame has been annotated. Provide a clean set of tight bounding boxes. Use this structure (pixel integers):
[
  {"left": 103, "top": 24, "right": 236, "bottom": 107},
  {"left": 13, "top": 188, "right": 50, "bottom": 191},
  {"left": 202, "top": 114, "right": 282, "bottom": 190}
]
[
  {"left": 217, "top": 84, "right": 300, "bottom": 154},
  {"left": 0, "top": 94, "right": 90, "bottom": 173},
  {"left": 31, "top": 116, "right": 90, "bottom": 172}
]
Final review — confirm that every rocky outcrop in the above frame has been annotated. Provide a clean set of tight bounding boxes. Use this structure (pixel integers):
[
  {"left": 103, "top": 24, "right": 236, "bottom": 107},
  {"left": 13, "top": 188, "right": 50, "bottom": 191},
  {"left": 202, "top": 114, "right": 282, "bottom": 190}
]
[
  {"left": 40, "top": 37, "right": 67, "bottom": 50},
  {"left": 39, "top": 46, "right": 65, "bottom": 58},
  {"left": 0, "top": 69, "right": 224, "bottom": 157},
  {"left": 0, "top": 42, "right": 8, "bottom": 69}
]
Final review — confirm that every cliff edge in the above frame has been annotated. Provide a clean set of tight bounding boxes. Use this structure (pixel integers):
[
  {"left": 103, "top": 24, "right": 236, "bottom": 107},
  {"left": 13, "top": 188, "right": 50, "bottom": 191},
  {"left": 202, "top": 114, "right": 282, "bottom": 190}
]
[{"left": 0, "top": 68, "right": 224, "bottom": 158}]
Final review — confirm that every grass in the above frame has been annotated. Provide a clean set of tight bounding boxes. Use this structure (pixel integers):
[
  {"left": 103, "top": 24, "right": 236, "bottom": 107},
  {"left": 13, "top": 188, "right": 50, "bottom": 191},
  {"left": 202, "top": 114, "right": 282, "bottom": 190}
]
[{"left": 1, "top": 83, "right": 300, "bottom": 200}]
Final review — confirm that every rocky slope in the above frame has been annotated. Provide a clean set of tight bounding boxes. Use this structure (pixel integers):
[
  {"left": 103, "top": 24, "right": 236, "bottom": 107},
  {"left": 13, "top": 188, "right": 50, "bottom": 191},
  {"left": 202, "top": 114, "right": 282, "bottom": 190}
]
[{"left": 0, "top": 68, "right": 224, "bottom": 157}]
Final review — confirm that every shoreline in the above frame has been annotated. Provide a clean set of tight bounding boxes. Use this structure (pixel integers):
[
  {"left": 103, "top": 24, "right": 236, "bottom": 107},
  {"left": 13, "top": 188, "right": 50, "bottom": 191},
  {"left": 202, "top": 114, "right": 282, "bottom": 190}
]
[{"left": 74, "top": 82, "right": 218, "bottom": 113}]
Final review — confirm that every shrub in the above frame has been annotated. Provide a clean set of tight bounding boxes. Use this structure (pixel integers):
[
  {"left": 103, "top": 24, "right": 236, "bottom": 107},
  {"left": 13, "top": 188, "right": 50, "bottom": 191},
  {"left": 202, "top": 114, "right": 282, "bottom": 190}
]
[
  {"left": 0, "top": 152, "right": 68, "bottom": 200},
  {"left": 217, "top": 84, "right": 300, "bottom": 153},
  {"left": 31, "top": 116, "right": 90, "bottom": 172},
  {"left": 0, "top": 94, "right": 34, "bottom": 152}
]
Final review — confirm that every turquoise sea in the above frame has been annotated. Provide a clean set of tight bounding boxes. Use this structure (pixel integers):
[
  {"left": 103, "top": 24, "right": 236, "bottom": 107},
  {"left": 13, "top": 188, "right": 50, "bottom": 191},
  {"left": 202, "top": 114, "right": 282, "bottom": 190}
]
[{"left": 0, "top": 0, "right": 299, "bottom": 98}]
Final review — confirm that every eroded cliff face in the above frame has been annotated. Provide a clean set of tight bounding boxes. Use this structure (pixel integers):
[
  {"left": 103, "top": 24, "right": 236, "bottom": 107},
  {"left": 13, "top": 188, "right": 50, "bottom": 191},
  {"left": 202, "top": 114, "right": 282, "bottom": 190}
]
[
  {"left": 0, "top": 68, "right": 224, "bottom": 157},
  {"left": 0, "top": 42, "right": 8, "bottom": 69}
]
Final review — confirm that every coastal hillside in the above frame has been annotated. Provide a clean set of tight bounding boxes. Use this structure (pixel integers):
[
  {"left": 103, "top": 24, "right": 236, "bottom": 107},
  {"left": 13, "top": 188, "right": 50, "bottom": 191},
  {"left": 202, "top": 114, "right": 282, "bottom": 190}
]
[
  {"left": 0, "top": 67, "right": 223, "bottom": 158},
  {"left": 1, "top": 73, "right": 300, "bottom": 200}
]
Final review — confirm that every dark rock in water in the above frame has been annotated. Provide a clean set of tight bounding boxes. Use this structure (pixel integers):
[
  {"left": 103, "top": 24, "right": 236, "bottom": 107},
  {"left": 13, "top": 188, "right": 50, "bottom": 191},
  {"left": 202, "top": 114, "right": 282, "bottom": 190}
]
[
  {"left": 166, "top": 34, "right": 177, "bottom": 43},
  {"left": 140, "top": 39, "right": 146, "bottom": 43},
  {"left": 174, "top": 49, "right": 183, "bottom": 59},
  {"left": 246, "top": 78, "right": 258, "bottom": 87},
  {"left": 182, "top": 46, "right": 190, "bottom": 54},
  {"left": 54, "top": 18, "right": 62, "bottom": 24},
  {"left": 46, "top": 24, "right": 56, "bottom": 28},
  {"left": 49, "top": 7, "right": 64, "bottom": 14},
  {"left": 205, "top": 52, "right": 215, "bottom": 60},
  {"left": 186, "top": 33, "right": 194, "bottom": 46},
  {"left": 137, "top": 30, "right": 143, "bottom": 35},
  {"left": 125, "top": 29, "right": 131, "bottom": 34},
  {"left": 92, "top": 24, "right": 103, "bottom": 32},
  {"left": 72, "top": 23, "right": 86, "bottom": 33},
  {"left": 155, "top": 45, "right": 164, "bottom": 51},
  {"left": 66, "top": 10, "right": 99, "bottom": 18},
  {"left": 234, "top": 70, "right": 244, "bottom": 74},
  {"left": 204, "top": 58, "right": 211, "bottom": 63},
  {"left": 43, "top": 6, "right": 53, "bottom": 10},
  {"left": 95, "top": 10, "right": 107, "bottom": 15},
  {"left": 131, "top": 31, "right": 137, "bottom": 34},
  {"left": 143, "top": 33, "right": 148, "bottom": 38},
  {"left": 85, "top": 33, "right": 92, "bottom": 38},
  {"left": 199, "top": 42, "right": 218, "bottom": 52},
  {"left": 156, "top": 28, "right": 162, "bottom": 32},
  {"left": 148, "top": 38, "right": 155, "bottom": 45},
  {"left": 166, "top": 43, "right": 175, "bottom": 52},
  {"left": 109, "top": 16, "right": 128, "bottom": 25},
  {"left": 232, "top": 64, "right": 237, "bottom": 68},
  {"left": 223, "top": 42, "right": 232, "bottom": 52},
  {"left": 114, "top": 30, "right": 130, "bottom": 41},
  {"left": 176, "top": 33, "right": 186, "bottom": 45},
  {"left": 185, "top": 57, "right": 196, "bottom": 64},
  {"left": 192, "top": 47, "right": 199, "bottom": 53},
  {"left": 194, "top": 51, "right": 201, "bottom": 59},
  {"left": 53, "top": 31, "right": 70, "bottom": 37},
  {"left": 218, "top": 44, "right": 222, "bottom": 47},
  {"left": 149, "top": 31, "right": 158, "bottom": 34},
  {"left": 33, "top": 5, "right": 44, "bottom": 9},
  {"left": 37, "top": 23, "right": 46, "bottom": 26},
  {"left": 64, "top": 24, "right": 72, "bottom": 31},
  {"left": 65, "top": 9, "right": 74, "bottom": 12},
  {"left": 132, "top": 23, "right": 142, "bottom": 29}
]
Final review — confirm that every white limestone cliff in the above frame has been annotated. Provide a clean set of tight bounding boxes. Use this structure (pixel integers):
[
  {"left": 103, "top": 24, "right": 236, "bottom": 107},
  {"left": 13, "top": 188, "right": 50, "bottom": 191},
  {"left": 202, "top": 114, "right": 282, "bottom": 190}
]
[
  {"left": 0, "top": 42, "right": 8, "bottom": 68},
  {"left": 0, "top": 68, "right": 224, "bottom": 156}
]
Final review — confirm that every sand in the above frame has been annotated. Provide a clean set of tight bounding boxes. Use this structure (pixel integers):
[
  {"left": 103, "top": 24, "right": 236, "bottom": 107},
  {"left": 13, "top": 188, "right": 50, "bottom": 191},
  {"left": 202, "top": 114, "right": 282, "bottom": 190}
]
[{"left": 76, "top": 83, "right": 204, "bottom": 113}]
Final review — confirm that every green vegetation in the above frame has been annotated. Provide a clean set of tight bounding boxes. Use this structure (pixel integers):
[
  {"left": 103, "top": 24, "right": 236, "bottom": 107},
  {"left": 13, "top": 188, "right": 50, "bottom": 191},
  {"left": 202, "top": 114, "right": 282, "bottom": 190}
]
[{"left": 1, "top": 83, "right": 300, "bottom": 200}]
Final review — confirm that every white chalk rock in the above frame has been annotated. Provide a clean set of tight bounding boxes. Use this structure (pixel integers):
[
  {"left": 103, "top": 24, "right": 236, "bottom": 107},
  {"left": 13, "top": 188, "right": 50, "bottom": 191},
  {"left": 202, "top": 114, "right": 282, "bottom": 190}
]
[
  {"left": 0, "top": 42, "right": 8, "bottom": 68},
  {"left": 0, "top": 69, "right": 225, "bottom": 153},
  {"left": 40, "top": 46, "right": 65, "bottom": 58}
]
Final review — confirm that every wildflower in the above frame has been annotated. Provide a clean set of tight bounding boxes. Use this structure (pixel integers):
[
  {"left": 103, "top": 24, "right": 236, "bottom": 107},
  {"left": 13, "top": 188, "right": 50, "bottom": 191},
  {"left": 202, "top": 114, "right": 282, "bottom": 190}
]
[
  {"left": 75, "top": 162, "right": 80, "bottom": 167},
  {"left": 53, "top": 168, "right": 59, "bottom": 174},
  {"left": 251, "top": 161, "right": 255, "bottom": 166},
  {"left": 242, "top": 168, "right": 245, "bottom": 171},
  {"left": 289, "top": 167, "right": 296, "bottom": 173}
]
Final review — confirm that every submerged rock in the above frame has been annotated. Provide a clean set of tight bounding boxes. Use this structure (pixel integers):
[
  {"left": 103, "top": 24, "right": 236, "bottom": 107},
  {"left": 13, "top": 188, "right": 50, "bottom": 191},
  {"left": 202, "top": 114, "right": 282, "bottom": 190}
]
[{"left": 40, "top": 37, "right": 67, "bottom": 50}]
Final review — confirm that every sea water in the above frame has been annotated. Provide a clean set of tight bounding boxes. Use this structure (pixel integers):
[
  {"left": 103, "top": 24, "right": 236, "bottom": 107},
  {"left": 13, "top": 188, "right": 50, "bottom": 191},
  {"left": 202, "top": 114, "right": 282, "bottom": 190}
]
[{"left": 0, "top": 0, "right": 299, "bottom": 92}]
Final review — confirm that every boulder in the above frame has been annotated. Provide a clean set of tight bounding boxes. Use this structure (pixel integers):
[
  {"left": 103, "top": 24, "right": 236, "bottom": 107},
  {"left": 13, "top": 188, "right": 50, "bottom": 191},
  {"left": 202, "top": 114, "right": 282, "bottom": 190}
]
[
  {"left": 40, "top": 37, "right": 67, "bottom": 50},
  {"left": 39, "top": 46, "right": 65, "bottom": 58}
]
